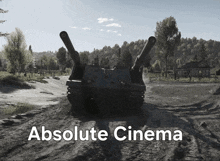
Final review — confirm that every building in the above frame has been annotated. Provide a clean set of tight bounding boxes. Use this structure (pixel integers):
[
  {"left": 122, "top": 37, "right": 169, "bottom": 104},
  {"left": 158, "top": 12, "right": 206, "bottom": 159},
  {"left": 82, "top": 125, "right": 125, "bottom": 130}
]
[{"left": 177, "top": 60, "right": 211, "bottom": 78}]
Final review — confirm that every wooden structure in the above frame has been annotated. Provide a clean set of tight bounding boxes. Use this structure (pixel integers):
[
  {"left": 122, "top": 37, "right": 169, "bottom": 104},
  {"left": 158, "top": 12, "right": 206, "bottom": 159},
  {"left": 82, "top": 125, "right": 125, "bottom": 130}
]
[{"left": 177, "top": 61, "right": 211, "bottom": 78}]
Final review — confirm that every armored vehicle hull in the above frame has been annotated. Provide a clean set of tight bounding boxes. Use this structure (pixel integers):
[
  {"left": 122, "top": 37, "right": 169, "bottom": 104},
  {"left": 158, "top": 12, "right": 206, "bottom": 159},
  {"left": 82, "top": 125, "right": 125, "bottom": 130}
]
[
  {"left": 66, "top": 74, "right": 145, "bottom": 115},
  {"left": 60, "top": 31, "right": 156, "bottom": 116}
]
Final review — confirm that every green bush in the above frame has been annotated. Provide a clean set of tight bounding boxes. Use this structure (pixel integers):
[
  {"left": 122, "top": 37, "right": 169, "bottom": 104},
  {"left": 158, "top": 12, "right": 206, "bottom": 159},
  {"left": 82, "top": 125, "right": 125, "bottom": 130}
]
[
  {"left": 65, "top": 68, "right": 72, "bottom": 75},
  {"left": 3, "top": 102, "right": 35, "bottom": 115},
  {"left": 0, "top": 71, "right": 48, "bottom": 84},
  {"left": 146, "top": 72, "right": 220, "bottom": 83}
]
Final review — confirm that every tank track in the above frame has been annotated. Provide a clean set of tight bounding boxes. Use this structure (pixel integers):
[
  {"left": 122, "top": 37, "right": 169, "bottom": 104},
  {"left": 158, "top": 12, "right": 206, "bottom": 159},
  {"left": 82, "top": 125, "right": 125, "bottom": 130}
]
[
  {"left": 67, "top": 86, "right": 85, "bottom": 115},
  {"left": 67, "top": 83, "right": 145, "bottom": 117}
]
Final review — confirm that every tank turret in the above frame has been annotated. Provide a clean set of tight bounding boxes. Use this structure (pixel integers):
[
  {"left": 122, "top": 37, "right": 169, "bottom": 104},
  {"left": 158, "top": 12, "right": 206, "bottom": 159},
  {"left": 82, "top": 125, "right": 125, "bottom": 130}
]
[{"left": 60, "top": 31, "right": 156, "bottom": 116}]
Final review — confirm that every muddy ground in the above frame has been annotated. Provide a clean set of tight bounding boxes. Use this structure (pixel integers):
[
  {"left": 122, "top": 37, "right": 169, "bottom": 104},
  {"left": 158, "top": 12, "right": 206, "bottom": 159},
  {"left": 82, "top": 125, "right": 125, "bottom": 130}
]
[{"left": 0, "top": 77, "right": 220, "bottom": 160}]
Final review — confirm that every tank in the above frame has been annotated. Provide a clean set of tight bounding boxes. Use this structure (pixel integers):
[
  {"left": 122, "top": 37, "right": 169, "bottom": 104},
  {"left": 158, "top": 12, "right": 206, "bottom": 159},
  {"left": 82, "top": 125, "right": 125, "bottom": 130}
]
[{"left": 60, "top": 31, "right": 156, "bottom": 116}]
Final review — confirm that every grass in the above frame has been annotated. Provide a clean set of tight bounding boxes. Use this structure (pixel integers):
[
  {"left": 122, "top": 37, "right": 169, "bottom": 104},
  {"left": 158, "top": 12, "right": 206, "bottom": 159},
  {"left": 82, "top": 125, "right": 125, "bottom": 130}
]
[
  {"left": 2, "top": 102, "right": 35, "bottom": 116},
  {"left": 19, "top": 69, "right": 71, "bottom": 83},
  {"left": 0, "top": 71, "right": 63, "bottom": 85},
  {"left": 0, "top": 72, "right": 34, "bottom": 89},
  {"left": 146, "top": 72, "right": 220, "bottom": 83},
  {"left": 18, "top": 73, "right": 48, "bottom": 83},
  {"left": 0, "top": 69, "right": 71, "bottom": 85}
]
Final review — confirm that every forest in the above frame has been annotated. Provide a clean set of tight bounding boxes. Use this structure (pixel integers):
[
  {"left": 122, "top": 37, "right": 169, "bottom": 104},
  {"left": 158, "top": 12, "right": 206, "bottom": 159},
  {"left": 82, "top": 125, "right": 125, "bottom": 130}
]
[
  {"left": 78, "top": 37, "right": 220, "bottom": 72},
  {"left": 2, "top": 36, "right": 219, "bottom": 75}
]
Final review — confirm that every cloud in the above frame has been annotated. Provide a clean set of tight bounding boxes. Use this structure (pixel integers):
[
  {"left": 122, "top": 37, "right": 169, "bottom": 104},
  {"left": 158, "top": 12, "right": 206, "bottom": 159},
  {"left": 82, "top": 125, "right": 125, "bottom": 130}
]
[
  {"left": 118, "top": 34, "right": 122, "bottom": 36},
  {"left": 106, "top": 30, "right": 118, "bottom": 33},
  {"left": 98, "top": 18, "right": 114, "bottom": 23},
  {"left": 70, "top": 26, "right": 77, "bottom": 29},
  {"left": 82, "top": 27, "right": 91, "bottom": 30},
  {"left": 106, "top": 23, "right": 121, "bottom": 27},
  {"left": 100, "top": 29, "right": 104, "bottom": 31}
]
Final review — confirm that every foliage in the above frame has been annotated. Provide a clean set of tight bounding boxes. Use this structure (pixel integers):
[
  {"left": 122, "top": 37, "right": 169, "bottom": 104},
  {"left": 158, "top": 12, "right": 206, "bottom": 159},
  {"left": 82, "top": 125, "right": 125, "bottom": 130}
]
[
  {"left": 66, "top": 59, "right": 73, "bottom": 68},
  {"left": 100, "top": 57, "right": 110, "bottom": 68},
  {"left": 175, "top": 38, "right": 220, "bottom": 68},
  {"left": 0, "top": 71, "right": 47, "bottom": 84},
  {"left": 48, "top": 56, "right": 57, "bottom": 70},
  {"left": 152, "top": 60, "right": 161, "bottom": 72},
  {"left": 3, "top": 28, "right": 32, "bottom": 73},
  {"left": 66, "top": 52, "right": 73, "bottom": 68},
  {"left": 25, "top": 45, "right": 34, "bottom": 71},
  {"left": 56, "top": 47, "right": 66, "bottom": 71},
  {"left": 155, "top": 16, "right": 181, "bottom": 76},
  {"left": 0, "top": 75, "right": 30, "bottom": 87},
  {"left": 31, "top": 24, "right": 219, "bottom": 73},
  {"left": 75, "top": 33, "right": 220, "bottom": 72},
  {"left": 29, "top": 45, "right": 33, "bottom": 54},
  {"left": 41, "top": 55, "right": 49, "bottom": 69},
  {"left": 3, "top": 102, "right": 35, "bottom": 116},
  {"left": 199, "top": 43, "right": 207, "bottom": 61},
  {"left": 38, "top": 55, "right": 58, "bottom": 70},
  {"left": 2, "top": 16, "right": 217, "bottom": 75},
  {"left": 65, "top": 68, "right": 72, "bottom": 75},
  {"left": 147, "top": 71, "right": 220, "bottom": 83},
  {"left": 121, "top": 49, "right": 132, "bottom": 67},
  {"left": 79, "top": 51, "right": 89, "bottom": 65}
]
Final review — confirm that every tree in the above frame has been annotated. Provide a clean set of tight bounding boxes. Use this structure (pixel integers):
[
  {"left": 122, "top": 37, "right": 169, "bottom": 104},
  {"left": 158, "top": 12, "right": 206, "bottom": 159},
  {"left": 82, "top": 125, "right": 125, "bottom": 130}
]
[
  {"left": 155, "top": 16, "right": 181, "bottom": 77},
  {"left": 48, "top": 56, "right": 58, "bottom": 70},
  {"left": 56, "top": 47, "right": 66, "bottom": 71},
  {"left": 29, "top": 45, "right": 33, "bottom": 54},
  {"left": 3, "top": 28, "right": 32, "bottom": 73},
  {"left": 152, "top": 60, "right": 161, "bottom": 72},
  {"left": 0, "top": 0, "right": 8, "bottom": 37},
  {"left": 121, "top": 49, "right": 132, "bottom": 67},
  {"left": 100, "top": 57, "right": 109, "bottom": 68},
  {"left": 193, "top": 54, "right": 198, "bottom": 61},
  {"left": 40, "top": 55, "right": 49, "bottom": 70},
  {"left": 25, "top": 45, "right": 34, "bottom": 71},
  {"left": 66, "top": 52, "right": 74, "bottom": 68},
  {"left": 79, "top": 52, "right": 89, "bottom": 65},
  {"left": 199, "top": 43, "right": 207, "bottom": 61}
]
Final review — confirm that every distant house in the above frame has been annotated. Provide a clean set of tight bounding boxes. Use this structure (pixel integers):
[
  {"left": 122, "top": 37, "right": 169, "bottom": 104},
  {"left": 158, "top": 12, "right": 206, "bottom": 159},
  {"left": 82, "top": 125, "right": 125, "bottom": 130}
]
[{"left": 177, "top": 61, "right": 211, "bottom": 78}]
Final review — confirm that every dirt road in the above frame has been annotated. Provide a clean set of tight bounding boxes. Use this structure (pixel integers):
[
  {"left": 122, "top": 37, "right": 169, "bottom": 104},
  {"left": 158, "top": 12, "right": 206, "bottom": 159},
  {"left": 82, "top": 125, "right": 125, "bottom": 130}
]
[
  {"left": 0, "top": 78, "right": 220, "bottom": 160},
  {"left": 0, "top": 76, "right": 68, "bottom": 106}
]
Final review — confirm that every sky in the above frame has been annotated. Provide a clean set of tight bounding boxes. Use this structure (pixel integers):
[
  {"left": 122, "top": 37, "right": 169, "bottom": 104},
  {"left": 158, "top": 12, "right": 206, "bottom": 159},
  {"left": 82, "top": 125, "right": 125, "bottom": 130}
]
[{"left": 0, "top": 0, "right": 220, "bottom": 52}]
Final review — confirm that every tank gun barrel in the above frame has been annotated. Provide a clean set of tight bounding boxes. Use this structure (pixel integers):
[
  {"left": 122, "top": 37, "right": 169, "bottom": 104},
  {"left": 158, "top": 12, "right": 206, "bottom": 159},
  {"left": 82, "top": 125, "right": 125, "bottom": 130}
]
[
  {"left": 132, "top": 36, "right": 156, "bottom": 70},
  {"left": 60, "top": 31, "right": 80, "bottom": 66}
]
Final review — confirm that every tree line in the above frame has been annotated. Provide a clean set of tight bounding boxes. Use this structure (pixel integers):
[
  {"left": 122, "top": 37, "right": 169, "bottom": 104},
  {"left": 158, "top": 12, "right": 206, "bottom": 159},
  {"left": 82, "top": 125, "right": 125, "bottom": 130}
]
[
  {"left": 74, "top": 16, "right": 219, "bottom": 77},
  {"left": 1, "top": 16, "right": 220, "bottom": 75}
]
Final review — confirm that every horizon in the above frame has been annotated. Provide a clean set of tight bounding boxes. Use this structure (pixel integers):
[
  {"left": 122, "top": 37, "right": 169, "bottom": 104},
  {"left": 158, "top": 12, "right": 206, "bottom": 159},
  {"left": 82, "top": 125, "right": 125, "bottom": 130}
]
[{"left": 0, "top": 0, "right": 220, "bottom": 53}]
